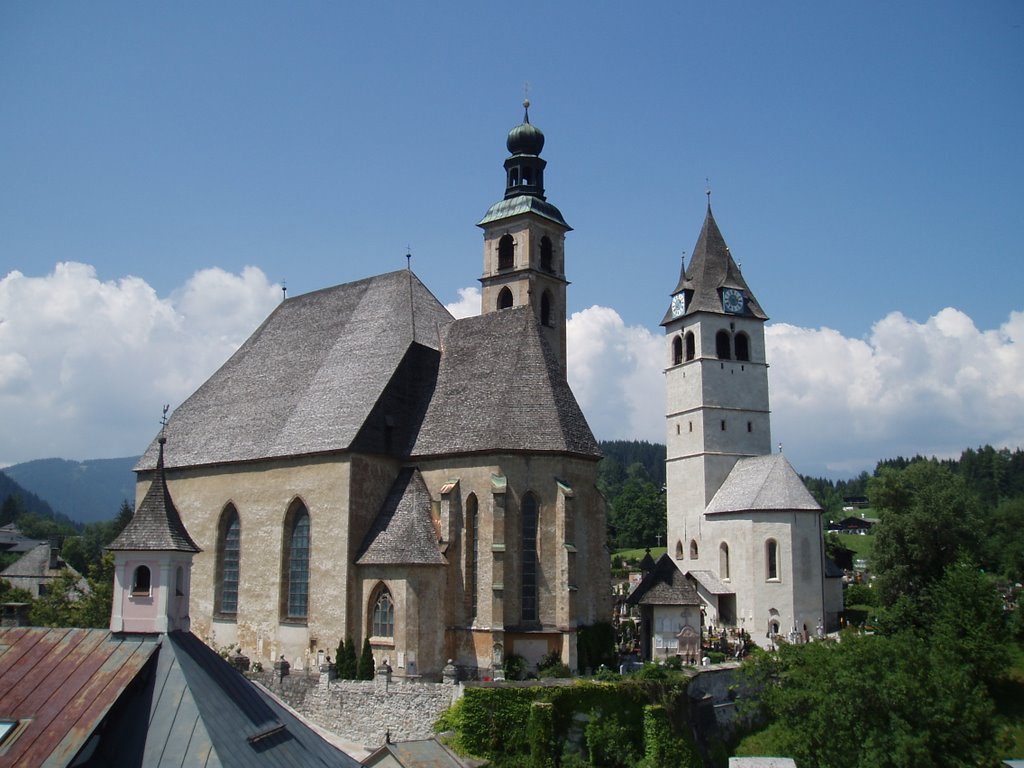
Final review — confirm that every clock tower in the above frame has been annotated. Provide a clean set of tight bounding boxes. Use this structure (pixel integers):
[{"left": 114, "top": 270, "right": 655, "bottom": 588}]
[
  {"left": 661, "top": 204, "right": 771, "bottom": 568},
  {"left": 478, "top": 101, "right": 571, "bottom": 372}
]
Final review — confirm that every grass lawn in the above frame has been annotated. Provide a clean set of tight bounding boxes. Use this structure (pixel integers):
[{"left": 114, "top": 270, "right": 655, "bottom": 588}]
[
  {"left": 834, "top": 531, "right": 874, "bottom": 562},
  {"left": 614, "top": 547, "right": 666, "bottom": 564}
]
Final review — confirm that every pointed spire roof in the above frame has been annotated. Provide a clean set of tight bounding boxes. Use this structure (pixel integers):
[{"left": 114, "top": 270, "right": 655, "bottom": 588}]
[
  {"left": 109, "top": 438, "right": 200, "bottom": 553},
  {"left": 661, "top": 204, "right": 768, "bottom": 325}
]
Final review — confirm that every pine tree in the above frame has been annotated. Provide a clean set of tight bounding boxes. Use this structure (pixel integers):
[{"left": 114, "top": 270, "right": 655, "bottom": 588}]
[
  {"left": 358, "top": 637, "right": 375, "bottom": 680},
  {"left": 335, "top": 636, "right": 357, "bottom": 679}
]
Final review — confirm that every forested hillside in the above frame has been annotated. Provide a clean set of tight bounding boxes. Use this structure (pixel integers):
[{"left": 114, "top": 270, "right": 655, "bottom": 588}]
[
  {"left": 3, "top": 456, "right": 138, "bottom": 524},
  {"left": 0, "top": 470, "right": 58, "bottom": 521}
]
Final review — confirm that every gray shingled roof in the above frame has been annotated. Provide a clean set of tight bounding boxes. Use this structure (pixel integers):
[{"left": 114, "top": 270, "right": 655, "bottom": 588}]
[
  {"left": 705, "top": 453, "right": 820, "bottom": 514},
  {"left": 687, "top": 569, "right": 734, "bottom": 595},
  {"left": 136, "top": 270, "right": 454, "bottom": 471},
  {"left": 109, "top": 439, "right": 200, "bottom": 553},
  {"left": 357, "top": 468, "right": 446, "bottom": 566},
  {"left": 661, "top": 205, "right": 767, "bottom": 325},
  {"left": 477, "top": 196, "right": 571, "bottom": 230},
  {"left": 411, "top": 306, "right": 600, "bottom": 458},
  {"left": 626, "top": 554, "right": 700, "bottom": 607}
]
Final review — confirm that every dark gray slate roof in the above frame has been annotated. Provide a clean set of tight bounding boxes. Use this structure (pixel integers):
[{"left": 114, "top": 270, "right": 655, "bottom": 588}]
[
  {"left": 705, "top": 453, "right": 820, "bottom": 514},
  {"left": 357, "top": 468, "right": 446, "bottom": 566},
  {"left": 626, "top": 554, "right": 700, "bottom": 607},
  {"left": 109, "top": 439, "right": 200, "bottom": 553},
  {"left": 411, "top": 306, "right": 600, "bottom": 458},
  {"left": 477, "top": 195, "right": 571, "bottom": 230},
  {"left": 661, "top": 205, "right": 767, "bottom": 325},
  {"left": 136, "top": 270, "right": 454, "bottom": 471}
]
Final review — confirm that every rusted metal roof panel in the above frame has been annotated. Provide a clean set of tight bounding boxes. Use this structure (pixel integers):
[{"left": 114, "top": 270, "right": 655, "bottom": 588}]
[{"left": 0, "top": 628, "right": 158, "bottom": 768}]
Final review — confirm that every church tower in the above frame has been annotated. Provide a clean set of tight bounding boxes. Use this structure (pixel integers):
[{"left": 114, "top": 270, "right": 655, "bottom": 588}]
[
  {"left": 662, "top": 203, "right": 771, "bottom": 568},
  {"left": 108, "top": 436, "right": 200, "bottom": 634},
  {"left": 478, "top": 101, "right": 571, "bottom": 372}
]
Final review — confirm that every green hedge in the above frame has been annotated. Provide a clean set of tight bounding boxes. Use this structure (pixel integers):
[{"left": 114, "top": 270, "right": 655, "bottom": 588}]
[{"left": 437, "top": 676, "right": 699, "bottom": 766}]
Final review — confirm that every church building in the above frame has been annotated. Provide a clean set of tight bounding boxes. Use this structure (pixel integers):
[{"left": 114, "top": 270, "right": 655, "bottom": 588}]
[
  {"left": 133, "top": 104, "right": 611, "bottom": 679},
  {"left": 642, "top": 203, "right": 843, "bottom": 650}
]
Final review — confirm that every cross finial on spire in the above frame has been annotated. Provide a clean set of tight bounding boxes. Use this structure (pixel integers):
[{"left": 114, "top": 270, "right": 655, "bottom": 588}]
[
  {"left": 281, "top": 279, "right": 287, "bottom": 301},
  {"left": 705, "top": 178, "right": 712, "bottom": 209},
  {"left": 778, "top": 442, "right": 783, "bottom": 454},
  {"left": 523, "top": 82, "right": 531, "bottom": 122},
  {"left": 406, "top": 245, "right": 412, "bottom": 270},
  {"left": 159, "top": 404, "right": 169, "bottom": 443}
]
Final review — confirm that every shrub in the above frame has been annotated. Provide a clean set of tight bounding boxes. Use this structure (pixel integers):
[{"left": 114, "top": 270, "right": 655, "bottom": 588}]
[
  {"left": 538, "top": 651, "right": 571, "bottom": 679},
  {"left": 585, "top": 711, "right": 641, "bottom": 767},
  {"left": 358, "top": 637, "right": 375, "bottom": 680},
  {"left": 577, "top": 622, "right": 617, "bottom": 673},
  {"left": 503, "top": 653, "right": 528, "bottom": 681}
]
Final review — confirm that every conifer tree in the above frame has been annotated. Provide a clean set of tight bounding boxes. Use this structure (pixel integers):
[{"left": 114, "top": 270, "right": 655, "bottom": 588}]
[
  {"left": 358, "top": 637, "right": 375, "bottom": 680},
  {"left": 335, "top": 636, "right": 357, "bottom": 679}
]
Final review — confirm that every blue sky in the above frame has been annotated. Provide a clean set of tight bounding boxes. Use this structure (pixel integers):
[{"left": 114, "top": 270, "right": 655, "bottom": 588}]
[{"left": 1, "top": 2, "right": 1022, "bottom": 479}]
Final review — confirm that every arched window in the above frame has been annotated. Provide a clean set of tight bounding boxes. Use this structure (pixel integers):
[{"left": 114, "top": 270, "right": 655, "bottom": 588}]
[
  {"left": 540, "top": 236, "right": 553, "bottom": 272},
  {"left": 498, "top": 234, "right": 514, "bottom": 270},
  {"left": 675, "top": 540, "right": 684, "bottom": 559},
  {"left": 521, "top": 492, "right": 539, "bottom": 623},
  {"left": 685, "top": 332, "right": 695, "bottom": 361},
  {"left": 716, "top": 330, "right": 732, "bottom": 360},
  {"left": 497, "top": 287, "right": 513, "bottom": 310},
  {"left": 689, "top": 539, "right": 699, "bottom": 560},
  {"left": 735, "top": 332, "right": 750, "bottom": 362},
  {"left": 672, "top": 336, "right": 683, "bottom": 365},
  {"left": 466, "top": 494, "right": 479, "bottom": 621},
  {"left": 215, "top": 504, "right": 240, "bottom": 616},
  {"left": 132, "top": 565, "right": 151, "bottom": 596},
  {"left": 371, "top": 585, "right": 395, "bottom": 639},
  {"left": 720, "top": 542, "right": 730, "bottom": 580},
  {"left": 541, "top": 291, "right": 553, "bottom": 327},
  {"left": 281, "top": 502, "right": 310, "bottom": 621},
  {"left": 766, "top": 539, "right": 779, "bottom": 581}
]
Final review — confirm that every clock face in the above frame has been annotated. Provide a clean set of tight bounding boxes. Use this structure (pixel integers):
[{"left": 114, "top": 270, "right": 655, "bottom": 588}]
[
  {"left": 722, "top": 288, "right": 744, "bottom": 314},
  {"left": 671, "top": 293, "right": 686, "bottom": 318}
]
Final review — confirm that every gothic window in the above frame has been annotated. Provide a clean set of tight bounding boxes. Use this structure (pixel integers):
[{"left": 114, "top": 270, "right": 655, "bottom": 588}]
[
  {"left": 498, "top": 287, "right": 513, "bottom": 310},
  {"left": 689, "top": 539, "right": 699, "bottom": 559},
  {"left": 498, "top": 234, "right": 514, "bottom": 270},
  {"left": 675, "top": 540, "right": 684, "bottom": 559},
  {"left": 371, "top": 585, "right": 395, "bottom": 639},
  {"left": 735, "top": 332, "right": 750, "bottom": 361},
  {"left": 281, "top": 502, "right": 310, "bottom": 621},
  {"left": 521, "top": 492, "right": 539, "bottom": 623},
  {"left": 685, "top": 331, "right": 695, "bottom": 361},
  {"left": 720, "top": 542, "right": 730, "bottom": 580},
  {"left": 716, "top": 330, "right": 731, "bottom": 359},
  {"left": 541, "top": 290, "right": 553, "bottom": 327},
  {"left": 132, "top": 565, "right": 151, "bottom": 596},
  {"left": 540, "top": 236, "right": 553, "bottom": 272},
  {"left": 215, "top": 504, "right": 240, "bottom": 616},
  {"left": 466, "top": 493, "right": 479, "bottom": 621},
  {"left": 766, "top": 539, "right": 779, "bottom": 581},
  {"left": 672, "top": 336, "right": 683, "bottom": 365}
]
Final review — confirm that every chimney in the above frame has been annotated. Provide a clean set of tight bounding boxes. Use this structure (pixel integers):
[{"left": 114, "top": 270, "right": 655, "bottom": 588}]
[{"left": 48, "top": 537, "right": 61, "bottom": 570}]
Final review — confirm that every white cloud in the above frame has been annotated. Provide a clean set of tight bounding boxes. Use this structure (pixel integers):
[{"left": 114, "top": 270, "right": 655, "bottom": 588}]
[
  {"left": 0, "top": 263, "right": 280, "bottom": 465},
  {"left": 2, "top": 267, "right": 1022, "bottom": 479},
  {"left": 445, "top": 286, "right": 481, "bottom": 319},
  {"left": 766, "top": 309, "right": 1024, "bottom": 475},
  {"left": 566, "top": 306, "right": 664, "bottom": 444}
]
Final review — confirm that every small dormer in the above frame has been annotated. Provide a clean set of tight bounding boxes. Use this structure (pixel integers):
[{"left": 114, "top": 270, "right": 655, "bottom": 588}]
[{"left": 108, "top": 436, "right": 200, "bottom": 634}]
